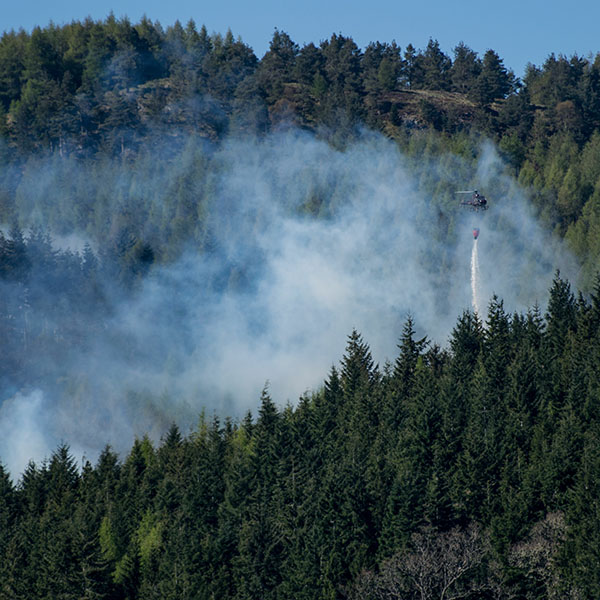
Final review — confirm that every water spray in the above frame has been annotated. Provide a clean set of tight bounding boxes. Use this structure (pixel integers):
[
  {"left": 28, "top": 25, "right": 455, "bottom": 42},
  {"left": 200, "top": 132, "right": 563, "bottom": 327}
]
[{"left": 471, "top": 228, "right": 481, "bottom": 316}]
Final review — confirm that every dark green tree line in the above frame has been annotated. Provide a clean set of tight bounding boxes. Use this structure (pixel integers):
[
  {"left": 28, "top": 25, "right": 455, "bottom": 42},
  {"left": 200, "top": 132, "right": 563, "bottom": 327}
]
[{"left": 2, "top": 273, "right": 600, "bottom": 598}]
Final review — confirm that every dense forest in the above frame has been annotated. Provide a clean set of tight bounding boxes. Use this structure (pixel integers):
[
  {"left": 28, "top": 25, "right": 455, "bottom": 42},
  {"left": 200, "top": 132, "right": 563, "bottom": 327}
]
[
  {"left": 2, "top": 277, "right": 600, "bottom": 598},
  {"left": 0, "top": 15, "right": 600, "bottom": 279},
  {"left": 2, "top": 14, "right": 600, "bottom": 599}
]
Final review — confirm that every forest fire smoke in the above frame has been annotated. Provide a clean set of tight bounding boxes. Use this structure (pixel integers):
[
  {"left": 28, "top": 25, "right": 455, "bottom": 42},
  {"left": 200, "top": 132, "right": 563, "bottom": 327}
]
[{"left": 0, "top": 131, "right": 578, "bottom": 479}]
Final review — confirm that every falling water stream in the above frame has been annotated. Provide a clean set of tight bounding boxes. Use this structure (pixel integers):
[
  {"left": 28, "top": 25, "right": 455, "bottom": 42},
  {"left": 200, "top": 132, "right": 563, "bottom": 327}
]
[{"left": 471, "top": 237, "right": 481, "bottom": 316}]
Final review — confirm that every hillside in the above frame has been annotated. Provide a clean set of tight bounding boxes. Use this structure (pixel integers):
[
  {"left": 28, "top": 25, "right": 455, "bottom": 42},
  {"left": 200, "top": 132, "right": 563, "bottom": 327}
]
[
  {"left": 1, "top": 19, "right": 599, "bottom": 285},
  {"left": 1, "top": 16, "right": 600, "bottom": 599},
  {"left": 2, "top": 279, "right": 600, "bottom": 598}
]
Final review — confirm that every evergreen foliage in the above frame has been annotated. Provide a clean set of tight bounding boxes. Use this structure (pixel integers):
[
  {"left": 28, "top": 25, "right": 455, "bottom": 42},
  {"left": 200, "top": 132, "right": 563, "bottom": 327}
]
[
  {"left": 1, "top": 17, "right": 600, "bottom": 279},
  {"left": 0, "top": 277, "right": 598, "bottom": 597},
  {"left": 2, "top": 16, "right": 600, "bottom": 598}
]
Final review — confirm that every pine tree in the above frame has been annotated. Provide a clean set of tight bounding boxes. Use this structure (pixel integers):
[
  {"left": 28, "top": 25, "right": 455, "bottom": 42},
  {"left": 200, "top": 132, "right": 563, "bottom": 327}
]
[
  {"left": 233, "top": 388, "right": 286, "bottom": 598},
  {"left": 0, "top": 463, "right": 17, "bottom": 595},
  {"left": 393, "top": 315, "right": 428, "bottom": 402},
  {"left": 470, "top": 49, "right": 513, "bottom": 104},
  {"left": 451, "top": 42, "right": 481, "bottom": 94},
  {"left": 421, "top": 39, "right": 451, "bottom": 90},
  {"left": 257, "top": 29, "right": 299, "bottom": 103},
  {"left": 403, "top": 43, "right": 424, "bottom": 89},
  {"left": 340, "top": 329, "right": 376, "bottom": 400},
  {"left": 544, "top": 272, "right": 577, "bottom": 416}
]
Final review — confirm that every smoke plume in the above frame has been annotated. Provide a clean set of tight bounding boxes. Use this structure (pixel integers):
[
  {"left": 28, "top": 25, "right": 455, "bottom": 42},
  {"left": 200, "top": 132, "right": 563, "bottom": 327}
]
[{"left": 0, "top": 129, "right": 577, "bottom": 479}]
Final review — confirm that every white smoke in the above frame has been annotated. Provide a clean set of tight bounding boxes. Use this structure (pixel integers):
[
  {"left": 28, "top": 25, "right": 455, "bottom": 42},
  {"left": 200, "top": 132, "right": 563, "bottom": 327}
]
[
  {"left": 0, "top": 391, "right": 48, "bottom": 479},
  {"left": 0, "top": 130, "right": 578, "bottom": 479}
]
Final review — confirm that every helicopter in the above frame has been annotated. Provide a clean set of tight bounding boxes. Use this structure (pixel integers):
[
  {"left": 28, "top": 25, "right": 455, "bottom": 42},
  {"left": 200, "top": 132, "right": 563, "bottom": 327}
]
[{"left": 456, "top": 190, "right": 488, "bottom": 211}]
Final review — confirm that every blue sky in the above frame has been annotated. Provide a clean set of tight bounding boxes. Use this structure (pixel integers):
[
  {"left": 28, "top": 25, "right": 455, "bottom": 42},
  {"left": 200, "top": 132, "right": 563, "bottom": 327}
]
[{"left": 3, "top": 0, "right": 600, "bottom": 78}]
